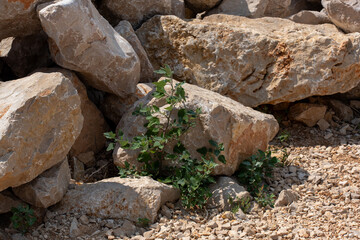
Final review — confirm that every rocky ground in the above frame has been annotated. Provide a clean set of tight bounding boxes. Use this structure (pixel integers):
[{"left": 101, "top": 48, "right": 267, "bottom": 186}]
[{"left": 2, "top": 116, "right": 359, "bottom": 240}]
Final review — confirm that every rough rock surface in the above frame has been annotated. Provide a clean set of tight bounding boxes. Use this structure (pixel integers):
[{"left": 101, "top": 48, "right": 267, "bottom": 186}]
[
  {"left": 114, "top": 21, "right": 155, "bottom": 83},
  {"left": 38, "top": 0, "right": 140, "bottom": 98},
  {"left": 12, "top": 159, "right": 71, "bottom": 208},
  {"left": 207, "top": 0, "right": 269, "bottom": 18},
  {"left": 137, "top": 15, "right": 360, "bottom": 107},
  {"left": 0, "top": 190, "right": 24, "bottom": 214},
  {"left": 207, "top": 176, "right": 251, "bottom": 211},
  {"left": 329, "top": 99, "right": 353, "bottom": 122},
  {"left": 274, "top": 189, "right": 299, "bottom": 207},
  {"left": 0, "top": 33, "right": 52, "bottom": 78},
  {"left": 186, "top": 0, "right": 222, "bottom": 12},
  {"left": 68, "top": 73, "right": 109, "bottom": 157},
  {"left": 288, "top": 103, "right": 327, "bottom": 127},
  {"left": 55, "top": 177, "right": 180, "bottom": 223},
  {"left": 114, "top": 80, "right": 279, "bottom": 176},
  {"left": 322, "top": 0, "right": 360, "bottom": 33},
  {"left": 0, "top": 69, "right": 83, "bottom": 191},
  {"left": 0, "top": 0, "right": 51, "bottom": 40},
  {"left": 288, "top": 10, "right": 331, "bottom": 24},
  {"left": 264, "top": 0, "right": 308, "bottom": 18},
  {"left": 101, "top": 0, "right": 185, "bottom": 28}
]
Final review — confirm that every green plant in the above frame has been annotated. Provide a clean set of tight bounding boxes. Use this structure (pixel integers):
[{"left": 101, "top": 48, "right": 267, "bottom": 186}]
[
  {"left": 105, "top": 65, "right": 226, "bottom": 209},
  {"left": 278, "top": 148, "right": 292, "bottom": 167},
  {"left": 277, "top": 130, "right": 290, "bottom": 143},
  {"left": 254, "top": 185, "right": 275, "bottom": 208},
  {"left": 137, "top": 218, "right": 150, "bottom": 227},
  {"left": 228, "top": 195, "right": 251, "bottom": 214},
  {"left": 11, "top": 205, "right": 36, "bottom": 234}
]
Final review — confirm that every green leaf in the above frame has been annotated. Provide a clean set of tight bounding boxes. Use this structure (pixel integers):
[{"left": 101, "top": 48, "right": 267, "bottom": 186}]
[
  {"left": 196, "top": 147, "right": 207, "bottom": 155},
  {"left": 106, "top": 142, "right": 115, "bottom": 151},
  {"left": 104, "top": 131, "right": 116, "bottom": 139},
  {"left": 218, "top": 155, "right": 226, "bottom": 164}
]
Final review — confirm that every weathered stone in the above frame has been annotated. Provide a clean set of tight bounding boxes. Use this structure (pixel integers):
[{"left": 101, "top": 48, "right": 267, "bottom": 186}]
[
  {"left": 288, "top": 10, "right": 331, "bottom": 24},
  {"left": 317, "top": 119, "right": 330, "bottom": 131},
  {"left": 288, "top": 103, "right": 327, "bottom": 127},
  {"left": 0, "top": 33, "right": 52, "bottom": 78},
  {"left": 207, "top": 177, "right": 251, "bottom": 211},
  {"left": 329, "top": 99, "right": 353, "bottom": 122},
  {"left": 186, "top": 0, "right": 221, "bottom": 12},
  {"left": 101, "top": 83, "right": 154, "bottom": 125},
  {"left": 114, "top": 80, "right": 279, "bottom": 175},
  {"left": 0, "top": 0, "right": 52, "bottom": 40},
  {"left": 264, "top": 0, "right": 308, "bottom": 18},
  {"left": 341, "top": 83, "right": 360, "bottom": 99},
  {"left": 322, "top": 0, "right": 360, "bottom": 33},
  {"left": 114, "top": 220, "right": 137, "bottom": 237},
  {"left": 0, "top": 190, "right": 24, "bottom": 214},
  {"left": 77, "top": 151, "right": 96, "bottom": 168},
  {"left": 137, "top": 15, "right": 360, "bottom": 107},
  {"left": 38, "top": 0, "right": 140, "bottom": 98},
  {"left": 0, "top": 69, "right": 83, "bottom": 191},
  {"left": 72, "top": 157, "right": 85, "bottom": 181},
  {"left": 12, "top": 159, "right": 71, "bottom": 208},
  {"left": 114, "top": 21, "right": 155, "bottom": 83},
  {"left": 207, "top": 0, "right": 269, "bottom": 18},
  {"left": 350, "top": 100, "right": 360, "bottom": 109},
  {"left": 274, "top": 189, "right": 299, "bottom": 207},
  {"left": 101, "top": 0, "right": 185, "bottom": 28},
  {"left": 67, "top": 72, "right": 109, "bottom": 157},
  {"left": 55, "top": 177, "right": 180, "bottom": 223}
]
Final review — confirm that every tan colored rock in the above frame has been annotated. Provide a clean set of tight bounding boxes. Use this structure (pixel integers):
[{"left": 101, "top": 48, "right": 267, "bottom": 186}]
[
  {"left": 288, "top": 103, "right": 327, "bottom": 127},
  {"left": 114, "top": 21, "right": 155, "bottom": 83},
  {"left": 329, "top": 99, "right": 353, "bottom": 122},
  {"left": 264, "top": 0, "right": 308, "bottom": 18},
  {"left": 341, "top": 83, "right": 360, "bottom": 99},
  {"left": 114, "top": 80, "right": 279, "bottom": 176},
  {"left": 186, "top": 0, "right": 222, "bottom": 12},
  {"left": 68, "top": 73, "right": 109, "bottom": 157},
  {"left": 317, "top": 119, "right": 330, "bottom": 131},
  {"left": 55, "top": 177, "right": 180, "bottom": 223},
  {"left": 0, "top": 33, "right": 52, "bottom": 78},
  {"left": 288, "top": 10, "right": 331, "bottom": 25},
  {"left": 101, "top": 0, "right": 185, "bottom": 28},
  {"left": 0, "top": 0, "right": 52, "bottom": 40},
  {"left": 72, "top": 157, "right": 85, "bottom": 181},
  {"left": 0, "top": 69, "right": 83, "bottom": 191},
  {"left": 0, "top": 190, "right": 24, "bottom": 214},
  {"left": 274, "top": 189, "right": 299, "bottom": 207},
  {"left": 137, "top": 15, "right": 360, "bottom": 107},
  {"left": 322, "top": 0, "right": 360, "bottom": 33},
  {"left": 77, "top": 151, "right": 95, "bottom": 168},
  {"left": 207, "top": 0, "right": 269, "bottom": 18},
  {"left": 12, "top": 159, "right": 71, "bottom": 208},
  {"left": 38, "top": 0, "right": 140, "bottom": 98}
]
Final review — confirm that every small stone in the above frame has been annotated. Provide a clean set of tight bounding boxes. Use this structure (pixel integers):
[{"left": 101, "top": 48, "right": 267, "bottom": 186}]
[
  {"left": 79, "top": 215, "right": 89, "bottom": 225},
  {"left": 77, "top": 152, "right": 96, "bottom": 168},
  {"left": 324, "top": 133, "right": 333, "bottom": 140},
  {"left": 160, "top": 205, "right": 172, "bottom": 219},
  {"left": 275, "top": 189, "right": 299, "bottom": 207},
  {"left": 317, "top": 119, "right": 330, "bottom": 131},
  {"left": 69, "top": 218, "right": 82, "bottom": 238},
  {"left": 206, "top": 220, "right": 218, "bottom": 228}
]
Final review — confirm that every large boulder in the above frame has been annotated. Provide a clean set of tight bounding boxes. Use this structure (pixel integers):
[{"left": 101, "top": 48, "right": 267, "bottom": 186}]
[
  {"left": 114, "top": 80, "right": 279, "bottom": 176},
  {"left": 114, "top": 21, "right": 155, "bottom": 83},
  {"left": 0, "top": 0, "right": 51, "bottom": 40},
  {"left": 322, "top": 0, "right": 360, "bottom": 33},
  {"left": 37, "top": 0, "right": 140, "bottom": 98},
  {"left": 0, "top": 33, "right": 52, "bottom": 78},
  {"left": 12, "top": 159, "right": 71, "bottom": 208},
  {"left": 264, "top": 0, "right": 308, "bottom": 18},
  {"left": 100, "top": 0, "right": 185, "bottom": 28},
  {"left": 186, "top": 0, "right": 221, "bottom": 12},
  {"left": 68, "top": 73, "right": 109, "bottom": 157},
  {"left": 137, "top": 15, "right": 360, "bottom": 107},
  {"left": 0, "top": 69, "right": 83, "bottom": 191},
  {"left": 54, "top": 177, "right": 180, "bottom": 223}
]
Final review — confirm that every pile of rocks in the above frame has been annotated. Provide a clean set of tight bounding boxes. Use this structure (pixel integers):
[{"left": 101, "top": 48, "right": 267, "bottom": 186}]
[{"left": 1, "top": 0, "right": 360, "bottom": 239}]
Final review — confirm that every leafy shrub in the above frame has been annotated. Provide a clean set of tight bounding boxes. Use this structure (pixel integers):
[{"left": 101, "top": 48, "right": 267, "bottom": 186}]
[
  {"left": 11, "top": 205, "right": 36, "bottom": 234},
  {"left": 255, "top": 185, "right": 275, "bottom": 208},
  {"left": 228, "top": 195, "right": 251, "bottom": 214},
  {"left": 105, "top": 65, "right": 226, "bottom": 209}
]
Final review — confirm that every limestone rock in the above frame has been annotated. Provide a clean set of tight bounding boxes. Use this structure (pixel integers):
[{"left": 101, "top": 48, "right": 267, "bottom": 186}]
[
  {"left": 274, "top": 189, "right": 299, "bottom": 207},
  {"left": 0, "top": 0, "right": 52, "bottom": 40},
  {"left": 0, "top": 69, "right": 83, "bottom": 191},
  {"left": 341, "top": 83, "right": 360, "bottom": 100},
  {"left": 12, "top": 159, "right": 71, "bottom": 208},
  {"left": 186, "top": 0, "right": 222, "bottom": 12},
  {"left": 55, "top": 177, "right": 180, "bottom": 223},
  {"left": 207, "top": 0, "right": 269, "bottom": 18},
  {"left": 264, "top": 0, "right": 308, "bottom": 18},
  {"left": 0, "top": 190, "right": 24, "bottom": 214},
  {"left": 68, "top": 73, "right": 109, "bottom": 157},
  {"left": 114, "top": 80, "right": 279, "bottom": 176},
  {"left": 288, "top": 10, "right": 331, "bottom": 24},
  {"left": 38, "top": 0, "right": 140, "bottom": 98},
  {"left": 322, "top": 0, "right": 360, "bottom": 33},
  {"left": 288, "top": 103, "right": 327, "bottom": 127},
  {"left": 317, "top": 119, "right": 330, "bottom": 131},
  {"left": 115, "top": 21, "right": 155, "bottom": 83},
  {"left": 101, "top": 0, "right": 185, "bottom": 28},
  {"left": 137, "top": 15, "right": 360, "bottom": 107},
  {"left": 0, "top": 33, "right": 52, "bottom": 78},
  {"left": 329, "top": 99, "right": 353, "bottom": 122},
  {"left": 207, "top": 177, "right": 251, "bottom": 211}
]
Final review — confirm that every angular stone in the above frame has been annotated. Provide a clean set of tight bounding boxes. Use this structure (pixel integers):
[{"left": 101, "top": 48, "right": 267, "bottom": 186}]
[
  {"left": 264, "top": 0, "right": 308, "bottom": 18},
  {"left": 114, "top": 21, "right": 155, "bottom": 83},
  {"left": 0, "top": 0, "right": 51, "bottom": 40},
  {"left": 288, "top": 10, "right": 331, "bottom": 25},
  {"left": 38, "top": 0, "right": 140, "bottom": 98},
  {"left": 288, "top": 103, "right": 327, "bottom": 127},
  {"left": 114, "top": 80, "right": 279, "bottom": 175},
  {"left": 55, "top": 177, "right": 180, "bottom": 223},
  {"left": 274, "top": 189, "right": 299, "bottom": 207},
  {"left": 137, "top": 15, "right": 360, "bottom": 107},
  {"left": 322, "top": 0, "right": 360, "bottom": 33},
  {"left": 207, "top": 177, "right": 251, "bottom": 211},
  {"left": 0, "top": 69, "right": 83, "bottom": 191},
  {"left": 207, "top": 0, "right": 268, "bottom": 18},
  {"left": 186, "top": 0, "right": 221, "bottom": 12},
  {"left": 0, "top": 33, "right": 52, "bottom": 78},
  {"left": 101, "top": 0, "right": 185, "bottom": 28},
  {"left": 12, "top": 159, "right": 71, "bottom": 208},
  {"left": 329, "top": 99, "right": 353, "bottom": 122},
  {"left": 0, "top": 190, "right": 24, "bottom": 214},
  {"left": 77, "top": 151, "right": 96, "bottom": 168},
  {"left": 67, "top": 72, "right": 109, "bottom": 157},
  {"left": 72, "top": 157, "right": 85, "bottom": 181},
  {"left": 317, "top": 119, "right": 330, "bottom": 131}
]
